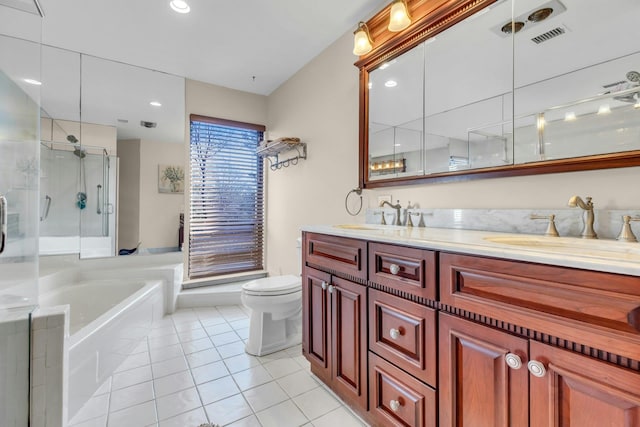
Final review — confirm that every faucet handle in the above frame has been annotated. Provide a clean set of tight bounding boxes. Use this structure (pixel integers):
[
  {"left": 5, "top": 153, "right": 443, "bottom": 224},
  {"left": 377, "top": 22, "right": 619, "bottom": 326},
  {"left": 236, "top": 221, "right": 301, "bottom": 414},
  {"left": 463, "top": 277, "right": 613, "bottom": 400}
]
[
  {"left": 373, "top": 211, "right": 387, "bottom": 225},
  {"left": 616, "top": 215, "right": 640, "bottom": 242},
  {"left": 530, "top": 214, "right": 560, "bottom": 237}
]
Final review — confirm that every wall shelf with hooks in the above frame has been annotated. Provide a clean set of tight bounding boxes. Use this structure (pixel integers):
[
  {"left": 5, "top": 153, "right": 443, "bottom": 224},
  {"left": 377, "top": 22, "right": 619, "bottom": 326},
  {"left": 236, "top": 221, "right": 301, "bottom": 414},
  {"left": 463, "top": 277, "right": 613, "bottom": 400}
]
[{"left": 257, "top": 138, "right": 307, "bottom": 171}]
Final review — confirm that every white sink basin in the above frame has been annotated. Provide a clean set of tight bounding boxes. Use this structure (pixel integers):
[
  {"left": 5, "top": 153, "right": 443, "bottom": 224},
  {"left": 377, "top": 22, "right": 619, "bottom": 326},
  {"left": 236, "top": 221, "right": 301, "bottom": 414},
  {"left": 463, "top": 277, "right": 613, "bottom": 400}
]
[
  {"left": 333, "top": 224, "right": 379, "bottom": 231},
  {"left": 483, "top": 235, "right": 640, "bottom": 260}
]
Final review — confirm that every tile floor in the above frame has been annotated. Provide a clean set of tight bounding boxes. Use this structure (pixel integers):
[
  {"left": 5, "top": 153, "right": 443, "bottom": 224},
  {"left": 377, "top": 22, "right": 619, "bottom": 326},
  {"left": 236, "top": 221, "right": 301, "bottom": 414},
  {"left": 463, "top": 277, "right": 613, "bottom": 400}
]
[{"left": 68, "top": 305, "right": 369, "bottom": 427}]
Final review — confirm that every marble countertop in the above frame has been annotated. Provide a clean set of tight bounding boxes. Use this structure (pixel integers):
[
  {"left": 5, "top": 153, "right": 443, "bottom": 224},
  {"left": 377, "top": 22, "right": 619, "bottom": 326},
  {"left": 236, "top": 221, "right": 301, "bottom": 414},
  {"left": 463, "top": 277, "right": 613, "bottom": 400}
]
[{"left": 301, "top": 224, "right": 640, "bottom": 277}]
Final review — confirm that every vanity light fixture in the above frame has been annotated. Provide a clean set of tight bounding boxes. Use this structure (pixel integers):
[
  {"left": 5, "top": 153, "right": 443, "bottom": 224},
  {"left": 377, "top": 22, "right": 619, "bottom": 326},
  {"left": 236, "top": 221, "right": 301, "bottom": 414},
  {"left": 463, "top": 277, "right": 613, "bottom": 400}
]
[
  {"left": 564, "top": 111, "right": 576, "bottom": 121},
  {"left": 388, "top": 0, "right": 411, "bottom": 32},
  {"left": 597, "top": 104, "right": 611, "bottom": 115},
  {"left": 385, "top": 80, "right": 398, "bottom": 88},
  {"left": 353, "top": 22, "right": 373, "bottom": 56},
  {"left": 149, "top": 101, "right": 162, "bottom": 107},
  {"left": 170, "top": 0, "right": 190, "bottom": 14},
  {"left": 23, "top": 78, "right": 42, "bottom": 85}
]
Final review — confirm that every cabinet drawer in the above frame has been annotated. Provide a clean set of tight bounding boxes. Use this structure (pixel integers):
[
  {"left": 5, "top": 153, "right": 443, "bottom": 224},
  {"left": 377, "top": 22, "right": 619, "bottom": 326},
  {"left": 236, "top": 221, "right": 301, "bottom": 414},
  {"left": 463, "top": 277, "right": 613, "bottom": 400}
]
[
  {"left": 369, "top": 289, "right": 436, "bottom": 386},
  {"left": 304, "top": 233, "right": 367, "bottom": 280},
  {"left": 369, "top": 352, "right": 436, "bottom": 427},
  {"left": 369, "top": 243, "right": 436, "bottom": 300},
  {"left": 440, "top": 252, "right": 640, "bottom": 361}
]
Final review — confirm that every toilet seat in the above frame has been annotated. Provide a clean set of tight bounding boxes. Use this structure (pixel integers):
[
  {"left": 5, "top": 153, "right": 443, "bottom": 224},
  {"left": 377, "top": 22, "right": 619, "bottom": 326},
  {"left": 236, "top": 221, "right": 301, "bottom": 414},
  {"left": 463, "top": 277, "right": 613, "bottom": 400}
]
[{"left": 242, "top": 275, "right": 300, "bottom": 296}]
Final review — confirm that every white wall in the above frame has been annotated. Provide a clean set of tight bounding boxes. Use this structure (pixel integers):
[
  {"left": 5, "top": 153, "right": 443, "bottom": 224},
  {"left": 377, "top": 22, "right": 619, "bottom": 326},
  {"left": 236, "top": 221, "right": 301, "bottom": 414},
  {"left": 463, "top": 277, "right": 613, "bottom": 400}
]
[
  {"left": 117, "top": 139, "right": 140, "bottom": 251},
  {"left": 264, "top": 30, "right": 640, "bottom": 276},
  {"left": 139, "top": 139, "right": 185, "bottom": 250}
]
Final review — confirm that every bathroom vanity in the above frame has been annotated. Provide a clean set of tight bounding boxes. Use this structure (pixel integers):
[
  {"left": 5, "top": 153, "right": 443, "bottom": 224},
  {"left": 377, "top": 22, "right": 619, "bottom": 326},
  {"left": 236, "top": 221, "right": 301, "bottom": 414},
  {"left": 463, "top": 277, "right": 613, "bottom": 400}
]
[{"left": 301, "top": 226, "right": 640, "bottom": 427}]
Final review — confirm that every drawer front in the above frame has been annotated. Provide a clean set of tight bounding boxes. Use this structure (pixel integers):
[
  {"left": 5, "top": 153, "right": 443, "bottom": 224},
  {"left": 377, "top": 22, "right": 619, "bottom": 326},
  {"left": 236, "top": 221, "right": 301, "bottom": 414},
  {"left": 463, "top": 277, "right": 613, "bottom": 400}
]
[
  {"left": 369, "top": 289, "right": 436, "bottom": 386},
  {"left": 305, "top": 233, "right": 367, "bottom": 280},
  {"left": 369, "top": 352, "right": 436, "bottom": 427},
  {"left": 439, "top": 252, "right": 640, "bottom": 361},
  {"left": 369, "top": 242, "right": 436, "bottom": 300}
]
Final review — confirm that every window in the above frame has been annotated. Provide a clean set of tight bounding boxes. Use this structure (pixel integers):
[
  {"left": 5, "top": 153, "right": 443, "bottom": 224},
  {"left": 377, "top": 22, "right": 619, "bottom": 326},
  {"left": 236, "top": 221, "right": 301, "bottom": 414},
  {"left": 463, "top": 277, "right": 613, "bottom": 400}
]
[{"left": 189, "top": 115, "right": 265, "bottom": 279}]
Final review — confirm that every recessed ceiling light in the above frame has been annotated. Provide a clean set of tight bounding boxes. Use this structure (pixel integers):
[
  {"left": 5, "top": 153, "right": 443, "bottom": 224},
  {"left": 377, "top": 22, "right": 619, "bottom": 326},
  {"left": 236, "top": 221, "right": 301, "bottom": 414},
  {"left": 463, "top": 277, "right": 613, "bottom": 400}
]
[
  {"left": 170, "top": 0, "right": 190, "bottom": 14},
  {"left": 24, "top": 78, "right": 42, "bottom": 85},
  {"left": 385, "top": 80, "right": 398, "bottom": 88},
  {"left": 394, "top": 143, "right": 401, "bottom": 146},
  {"left": 368, "top": 82, "right": 372, "bottom": 89},
  {"left": 150, "top": 101, "right": 162, "bottom": 107}
]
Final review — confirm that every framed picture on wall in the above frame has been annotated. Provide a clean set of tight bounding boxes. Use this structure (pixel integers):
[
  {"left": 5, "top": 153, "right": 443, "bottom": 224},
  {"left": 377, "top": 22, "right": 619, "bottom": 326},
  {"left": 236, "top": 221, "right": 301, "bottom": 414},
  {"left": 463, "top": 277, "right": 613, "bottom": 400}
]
[{"left": 158, "top": 164, "right": 185, "bottom": 194}]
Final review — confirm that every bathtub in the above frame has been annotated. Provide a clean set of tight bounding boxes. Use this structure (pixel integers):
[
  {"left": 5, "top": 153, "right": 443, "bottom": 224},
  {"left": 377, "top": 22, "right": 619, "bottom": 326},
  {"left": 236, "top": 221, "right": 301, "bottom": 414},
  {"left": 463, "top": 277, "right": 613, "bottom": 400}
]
[
  {"left": 35, "top": 254, "right": 182, "bottom": 423},
  {"left": 39, "top": 277, "right": 164, "bottom": 419}
]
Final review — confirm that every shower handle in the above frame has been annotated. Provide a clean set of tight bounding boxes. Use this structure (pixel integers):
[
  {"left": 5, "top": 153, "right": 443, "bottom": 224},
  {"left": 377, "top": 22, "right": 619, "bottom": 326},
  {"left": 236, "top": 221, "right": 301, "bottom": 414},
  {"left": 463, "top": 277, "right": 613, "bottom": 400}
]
[
  {"left": 41, "top": 195, "right": 52, "bottom": 221},
  {"left": 97, "top": 185, "right": 102, "bottom": 214},
  {"left": 0, "top": 195, "right": 7, "bottom": 254}
]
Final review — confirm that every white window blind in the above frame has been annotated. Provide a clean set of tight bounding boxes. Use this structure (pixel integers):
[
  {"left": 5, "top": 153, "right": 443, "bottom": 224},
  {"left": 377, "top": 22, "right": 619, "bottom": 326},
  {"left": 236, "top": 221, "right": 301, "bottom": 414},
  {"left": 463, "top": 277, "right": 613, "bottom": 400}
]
[{"left": 189, "top": 115, "right": 265, "bottom": 279}]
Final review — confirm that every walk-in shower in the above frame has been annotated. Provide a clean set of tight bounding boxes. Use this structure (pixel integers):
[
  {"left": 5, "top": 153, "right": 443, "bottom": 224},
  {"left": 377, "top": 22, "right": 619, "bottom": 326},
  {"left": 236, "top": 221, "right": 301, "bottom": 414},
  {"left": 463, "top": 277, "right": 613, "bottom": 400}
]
[{"left": 40, "top": 141, "right": 117, "bottom": 257}]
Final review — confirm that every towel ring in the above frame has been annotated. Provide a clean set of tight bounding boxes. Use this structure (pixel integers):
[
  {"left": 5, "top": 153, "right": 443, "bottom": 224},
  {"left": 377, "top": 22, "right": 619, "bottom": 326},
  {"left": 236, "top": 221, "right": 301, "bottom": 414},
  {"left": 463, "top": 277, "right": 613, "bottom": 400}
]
[{"left": 345, "top": 187, "right": 363, "bottom": 216}]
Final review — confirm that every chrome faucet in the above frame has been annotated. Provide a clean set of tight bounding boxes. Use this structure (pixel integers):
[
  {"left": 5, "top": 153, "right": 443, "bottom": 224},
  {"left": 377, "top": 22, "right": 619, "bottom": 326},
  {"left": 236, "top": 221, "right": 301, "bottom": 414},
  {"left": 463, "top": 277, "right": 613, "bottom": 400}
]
[
  {"left": 380, "top": 200, "right": 402, "bottom": 226},
  {"left": 568, "top": 195, "right": 597, "bottom": 239}
]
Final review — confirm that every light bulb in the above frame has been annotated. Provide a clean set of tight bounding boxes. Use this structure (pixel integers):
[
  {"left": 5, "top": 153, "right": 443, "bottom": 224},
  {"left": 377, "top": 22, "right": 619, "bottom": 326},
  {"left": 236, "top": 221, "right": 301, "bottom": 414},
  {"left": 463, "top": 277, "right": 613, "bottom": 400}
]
[{"left": 170, "top": 0, "right": 190, "bottom": 14}]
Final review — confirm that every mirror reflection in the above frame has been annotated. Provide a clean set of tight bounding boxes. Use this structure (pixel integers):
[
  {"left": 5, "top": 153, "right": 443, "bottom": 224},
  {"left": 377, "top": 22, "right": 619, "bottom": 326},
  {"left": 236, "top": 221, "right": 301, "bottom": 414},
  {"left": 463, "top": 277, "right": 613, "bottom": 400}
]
[
  {"left": 366, "top": 0, "right": 640, "bottom": 184},
  {"left": 37, "top": 45, "right": 185, "bottom": 258}
]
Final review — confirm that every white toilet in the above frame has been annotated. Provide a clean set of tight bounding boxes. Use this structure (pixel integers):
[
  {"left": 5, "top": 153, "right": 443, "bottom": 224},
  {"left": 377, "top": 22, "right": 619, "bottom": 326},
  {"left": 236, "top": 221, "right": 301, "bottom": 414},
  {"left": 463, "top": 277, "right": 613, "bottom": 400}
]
[{"left": 241, "top": 239, "right": 302, "bottom": 356}]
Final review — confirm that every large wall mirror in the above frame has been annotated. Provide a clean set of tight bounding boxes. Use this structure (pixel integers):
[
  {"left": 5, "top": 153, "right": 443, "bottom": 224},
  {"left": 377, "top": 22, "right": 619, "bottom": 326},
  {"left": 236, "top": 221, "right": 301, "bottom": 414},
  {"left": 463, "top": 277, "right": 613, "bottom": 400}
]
[
  {"left": 38, "top": 45, "right": 185, "bottom": 259},
  {"left": 358, "top": 0, "right": 640, "bottom": 187}
]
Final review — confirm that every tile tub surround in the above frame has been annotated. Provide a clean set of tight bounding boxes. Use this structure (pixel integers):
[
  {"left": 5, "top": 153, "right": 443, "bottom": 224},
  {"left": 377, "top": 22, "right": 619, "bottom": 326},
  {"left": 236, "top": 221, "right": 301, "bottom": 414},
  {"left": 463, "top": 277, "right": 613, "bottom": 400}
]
[
  {"left": 366, "top": 208, "right": 640, "bottom": 240},
  {"left": 68, "top": 305, "right": 368, "bottom": 427}
]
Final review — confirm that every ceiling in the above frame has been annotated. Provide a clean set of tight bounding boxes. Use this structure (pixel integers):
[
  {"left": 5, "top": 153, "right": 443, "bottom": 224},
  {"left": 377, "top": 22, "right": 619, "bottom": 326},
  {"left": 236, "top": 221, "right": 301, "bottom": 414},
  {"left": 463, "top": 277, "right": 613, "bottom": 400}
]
[{"left": 31, "top": 0, "right": 385, "bottom": 96}]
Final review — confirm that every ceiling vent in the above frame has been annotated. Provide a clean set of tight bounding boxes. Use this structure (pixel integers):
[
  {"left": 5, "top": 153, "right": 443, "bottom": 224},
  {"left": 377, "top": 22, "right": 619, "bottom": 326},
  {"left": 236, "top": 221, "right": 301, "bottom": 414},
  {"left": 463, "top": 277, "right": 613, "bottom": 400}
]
[
  {"left": 602, "top": 80, "right": 627, "bottom": 89},
  {"left": 531, "top": 26, "right": 565, "bottom": 44},
  {"left": 140, "top": 120, "right": 157, "bottom": 128}
]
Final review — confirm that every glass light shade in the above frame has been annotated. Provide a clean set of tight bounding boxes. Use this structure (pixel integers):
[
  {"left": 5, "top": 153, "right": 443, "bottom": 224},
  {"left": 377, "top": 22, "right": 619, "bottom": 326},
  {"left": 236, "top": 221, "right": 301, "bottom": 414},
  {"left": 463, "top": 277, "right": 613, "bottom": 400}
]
[
  {"left": 353, "top": 23, "right": 373, "bottom": 56},
  {"left": 388, "top": 0, "right": 411, "bottom": 32}
]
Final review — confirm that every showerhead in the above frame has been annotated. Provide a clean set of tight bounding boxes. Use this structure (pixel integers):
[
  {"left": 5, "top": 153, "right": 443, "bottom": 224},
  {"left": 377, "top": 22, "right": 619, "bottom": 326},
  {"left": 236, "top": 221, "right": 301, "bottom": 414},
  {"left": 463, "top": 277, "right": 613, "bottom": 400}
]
[
  {"left": 67, "top": 135, "right": 78, "bottom": 144},
  {"left": 627, "top": 71, "right": 640, "bottom": 83},
  {"left": 73, "top": 147, "right": 86, "bottom": 158}
]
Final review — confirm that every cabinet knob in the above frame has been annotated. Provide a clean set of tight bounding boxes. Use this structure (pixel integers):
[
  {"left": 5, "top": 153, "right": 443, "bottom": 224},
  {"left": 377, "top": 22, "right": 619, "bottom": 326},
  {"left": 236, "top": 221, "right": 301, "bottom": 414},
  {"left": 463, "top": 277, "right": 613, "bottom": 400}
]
[
  {"left": 504, "top": 353, "right": 522, "bottom": 370},
  {"left": 527, "top": 360, "right": 547, "bottom": 377},
  {"left": 389, "top": 399, "right": 401, "bottom": 412},
  {"left": 389, "top": 328, "right": 401, "bottom": 340},
  {"left": 389, "top": 263, "right": 400, "bottom": 275},
  {"left": 321, "top": 281, "right": 327, "bottom": 290},
  {"left": 328, "top": 284, "right": 335, "bottom": 294}
]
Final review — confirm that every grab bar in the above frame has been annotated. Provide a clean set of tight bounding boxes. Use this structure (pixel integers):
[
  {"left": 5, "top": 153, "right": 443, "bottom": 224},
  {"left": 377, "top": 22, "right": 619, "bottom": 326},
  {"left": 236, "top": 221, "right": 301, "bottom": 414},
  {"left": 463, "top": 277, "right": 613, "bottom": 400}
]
[
  {"left": 40, "top": 195, "right": 52, "bottom": 221},
  {"left": 97, "top": 184, "right": 102, "bottom": 214},
  {"left": 0, "top": 194, "right": 7, "bottom": 254}
]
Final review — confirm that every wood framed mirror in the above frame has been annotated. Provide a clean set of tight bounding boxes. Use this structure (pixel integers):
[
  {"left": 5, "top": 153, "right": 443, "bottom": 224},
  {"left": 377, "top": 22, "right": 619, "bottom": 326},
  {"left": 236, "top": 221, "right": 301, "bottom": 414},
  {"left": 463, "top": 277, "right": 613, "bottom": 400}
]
[{"left": 356, "top": 0, "right": 640, "bottom": 189}]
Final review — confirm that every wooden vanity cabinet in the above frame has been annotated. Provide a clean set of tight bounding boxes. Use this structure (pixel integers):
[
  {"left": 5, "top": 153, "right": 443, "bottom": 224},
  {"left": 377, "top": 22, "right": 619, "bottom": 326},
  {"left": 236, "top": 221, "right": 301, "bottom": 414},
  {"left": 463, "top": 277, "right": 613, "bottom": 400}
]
[
  {"left": 302, "top": 263, "right": 367, "bottom": 410},
  {"left": 440, "top": 313, "right": 640, "bottom": 427}
]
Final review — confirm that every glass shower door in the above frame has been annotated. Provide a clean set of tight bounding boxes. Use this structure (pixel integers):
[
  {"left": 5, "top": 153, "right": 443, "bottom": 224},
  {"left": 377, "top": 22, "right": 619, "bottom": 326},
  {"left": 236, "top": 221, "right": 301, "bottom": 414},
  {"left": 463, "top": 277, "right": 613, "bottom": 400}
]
[{"left": 0, "top": 10, "right": 42, "bottom": 424}]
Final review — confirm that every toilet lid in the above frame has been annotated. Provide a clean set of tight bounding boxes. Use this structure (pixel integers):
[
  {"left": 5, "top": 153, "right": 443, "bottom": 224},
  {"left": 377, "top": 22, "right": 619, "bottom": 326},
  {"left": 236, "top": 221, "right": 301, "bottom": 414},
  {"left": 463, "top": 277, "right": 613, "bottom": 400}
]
[{"left": 242, "top": 275, "right": 301, "bottom": 295}]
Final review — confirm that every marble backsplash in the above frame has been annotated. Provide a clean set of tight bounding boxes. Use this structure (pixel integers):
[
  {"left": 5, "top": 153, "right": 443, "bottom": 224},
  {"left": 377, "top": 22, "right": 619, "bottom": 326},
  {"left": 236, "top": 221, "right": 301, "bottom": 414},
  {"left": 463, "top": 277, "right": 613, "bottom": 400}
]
[{"left": 365, "top": 208, "right": 640, "bottom": 241}]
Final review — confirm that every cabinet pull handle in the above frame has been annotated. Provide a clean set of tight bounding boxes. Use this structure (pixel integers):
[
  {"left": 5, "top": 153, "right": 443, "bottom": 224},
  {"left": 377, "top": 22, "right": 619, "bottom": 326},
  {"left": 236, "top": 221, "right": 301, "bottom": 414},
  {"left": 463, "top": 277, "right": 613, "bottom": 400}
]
[
  {"left": 328, "top": 284, "right": 334, "bottom": 294},
  {"left": 321, "top": 281, "right": 327, "bottom": 290},
  {"left": 527, "top": 360, "right": 547, "bottom": 377},
  {"left": 389, "top": 263, "right": 400, "bottom": 275},
  {"left": 389, "top": 399, "right": 401, "bottom": 412},
  {"left": 505, "top": 353, "right": 522, "bottom": 370},
  {"left": 389, "top": 328, "right": 401, "bottom": 340}
]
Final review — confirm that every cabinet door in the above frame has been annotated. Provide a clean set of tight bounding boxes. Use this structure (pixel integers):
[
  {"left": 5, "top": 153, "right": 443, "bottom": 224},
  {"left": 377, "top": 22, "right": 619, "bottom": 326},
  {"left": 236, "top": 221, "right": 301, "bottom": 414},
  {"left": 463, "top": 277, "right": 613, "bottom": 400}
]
[
  {"left": 439, "top": 313, "right": 529, "bottom": 427},
  {"left": 302, "top": 267, "right": 331, "bottom": 381},
  {"left": 330, "top": 276, "right": 368, "bottom": 409},
  {"left": 529, "top": 341, "right": 640, "bottom": 427}
]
